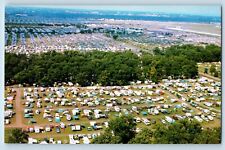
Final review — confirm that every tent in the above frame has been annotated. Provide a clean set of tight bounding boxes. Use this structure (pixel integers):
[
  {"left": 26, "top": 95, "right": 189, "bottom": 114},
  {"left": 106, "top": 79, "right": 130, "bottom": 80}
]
[
  {"left": 28, "top": 138, "right": 38, "bottom": 144},
  {"left": 71, "top": 126, "right": 76, "bottom": 131},
  {"left": 45, "top": 126, "right": 51, "bottom": 132},
  {"left": 29, "top": 118, "right": 37, "bottom": 124},
  {"left": 34, "top": 126, "right": 40, "bottom": 133},
  {"left": 66, "top": 115, "right": 72, "bottom": 121},
  {"left": 73, "top": 115, "right": 79, "bottom": 120},
  {"left": 75, "top": 125, "right": 81, "bottom": 131},
  {"left": 57, "top": 109, "right": 64, "bottom": 113},
  {"left": 83, "top": 137, "right": 90, "bottom": 144},
  {"left": 6, "top": 104, "right": 13, "bottom": 109},
  {"left": 24, "top": 114, "right": 32, "bottom": 118},
  {"left": 55, "top": 117, "right": 61, "bottom": 123},
  {"left": 141, "top": 111, "right": 148, "bottom": 116},
  {"left": 40, "top": 141, "right": 48, "bottom": 144},
  {"left": 4, "top": 110, "right": 12, "bottom": 118},
  {"left": 124, "top": 111, "right": 129, "bottom": 115}
]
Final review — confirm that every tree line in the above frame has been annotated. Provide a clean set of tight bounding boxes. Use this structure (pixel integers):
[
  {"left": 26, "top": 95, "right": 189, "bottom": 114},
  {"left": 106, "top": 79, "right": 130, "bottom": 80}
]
[
  {"left": 92, "top": 115, "right": 221, "bottom": 144},
  {"left": 5, "top": 44, "right": 221, "bottom": 86}
]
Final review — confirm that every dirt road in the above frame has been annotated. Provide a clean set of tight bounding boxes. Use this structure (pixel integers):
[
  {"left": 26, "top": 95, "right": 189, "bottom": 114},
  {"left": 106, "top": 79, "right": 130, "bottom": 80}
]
[
  {"left": 6, "top": 88, "right": 25, "bottom": 128},
  {"left": 199, "top": 73, "right": 220, "bottom": 82}
]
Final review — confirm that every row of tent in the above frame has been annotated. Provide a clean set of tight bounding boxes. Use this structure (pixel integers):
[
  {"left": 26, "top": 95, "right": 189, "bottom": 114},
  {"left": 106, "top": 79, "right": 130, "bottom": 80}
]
[
  {"left": 28, "top": 132, "right": 101, "bottom": 144},
  {"left": 4, "top": 88, "right": 17, "bottom": 125}
]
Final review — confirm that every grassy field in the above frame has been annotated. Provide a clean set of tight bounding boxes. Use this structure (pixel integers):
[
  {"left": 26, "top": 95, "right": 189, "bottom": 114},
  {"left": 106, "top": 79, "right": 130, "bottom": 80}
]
[{"left": 198, "top": 62, "right": 221, "bottom": 78}]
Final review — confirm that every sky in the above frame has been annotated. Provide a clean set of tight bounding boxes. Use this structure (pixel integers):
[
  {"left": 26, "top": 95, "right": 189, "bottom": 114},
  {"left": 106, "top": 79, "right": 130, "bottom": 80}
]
[
  {"left": 18, "top": 5, "right": 221, "bottom": 17},
  {"left": 6, "top": 5, "right": 221, "bottom": 17}
]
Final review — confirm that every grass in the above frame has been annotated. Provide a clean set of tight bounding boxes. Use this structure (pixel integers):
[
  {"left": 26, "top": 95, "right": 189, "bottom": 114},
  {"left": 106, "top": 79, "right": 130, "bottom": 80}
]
[
  {"left": 4, "top": 128, "right": 12, "bottom": 143},
  {"left": 198, "top": 62, "right": 221, "bottom": 78}
]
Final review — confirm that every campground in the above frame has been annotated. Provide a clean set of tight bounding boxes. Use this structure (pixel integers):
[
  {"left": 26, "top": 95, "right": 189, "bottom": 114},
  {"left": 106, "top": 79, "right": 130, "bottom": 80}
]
[{"left": 5, "top": 74, "right": 221, "bottom": 144}]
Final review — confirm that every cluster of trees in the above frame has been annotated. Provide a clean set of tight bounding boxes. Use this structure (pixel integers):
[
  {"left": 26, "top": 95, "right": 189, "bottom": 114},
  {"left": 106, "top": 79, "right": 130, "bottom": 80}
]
[
  {"left": 5, "top": 128, "right": 29, "bottom": 143},
  {"left": 154, "top": 44, "right": 221, "bottom": 62},
  {"left": 146, "top": 44, "right": 221, "bottom": 82},
  {"left": 209, "top": 64, "right": 220, "bottom": 77},
  {"left": 92, "top": 115, "right": 221, "bottom": 144},
  {"left": 141, "top": 54, "right": 198, "bottom": 82},
  {"left": 93, "top": 115, "right": 136, "bottom": 144},
  {"left": 6, "top": 50, "right": 141, "bottom": 86},
  {"left": 5, "top": 44, "right": 221, "bottom": 86},
  {"left": 5, "top": 53, "right": 29, "bottom": 82}
]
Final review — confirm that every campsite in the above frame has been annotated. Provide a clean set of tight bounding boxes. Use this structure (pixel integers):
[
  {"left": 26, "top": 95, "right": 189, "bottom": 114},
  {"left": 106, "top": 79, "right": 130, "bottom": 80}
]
[{"left": 5, "top": 75, "right": 221, "bottom": 144}]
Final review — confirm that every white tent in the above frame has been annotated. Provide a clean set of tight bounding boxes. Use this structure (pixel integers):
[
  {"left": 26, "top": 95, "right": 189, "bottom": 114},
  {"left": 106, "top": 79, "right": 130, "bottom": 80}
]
[{"left": 83, "top": 137, "right": 90, "bottom": 144}]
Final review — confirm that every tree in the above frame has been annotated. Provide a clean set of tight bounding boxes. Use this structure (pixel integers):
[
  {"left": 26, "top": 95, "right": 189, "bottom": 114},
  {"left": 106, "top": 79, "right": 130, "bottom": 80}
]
[
  {"left": 92, "top": 129, "right": 121, "bottom": 144},
  {"left": 5, "top": 44, "right": 221, "bottom": 86},
  {"left": 149, "top": 65, "right": 158, "bottom": 82},
  {"left": 153, "top": 47, "right": 163, "bottom": 55},
  {"left": 98, "top": 70, "right": 110, "bottom": 86},
  {"left": 210, "top": 64, "right": 216, "bottom": 75},
  {"left": 194, "top": 127, "right": 221, "bottom": 144},
  {"left": 153, "top": 119, "right": 202, "bottom": 144},
  {"left": 5, "top": 53, "right": 29, "bottom": 84},
  {"left": 93, "top": 115, "right": 136, "bottom": 144},
  {"left": 214, "top": 70, "right": 219, "bottom": 77},
  {"left": 92, "top": 118, "right": 220, "bottom": 144},
  {"left": 112, "top": 34, "right": 119, "bottom": 40},
  {"left": 204, "top": 67, "right": 208, "bottom": 74},
  {"left": 129, "top": 128, "right": 153, "bottom": 144},
  {"left": 108, "top": 115, "right": 136, "bottom": 143},
  {"left": 6, "top": 128, "right": 29, "bottom": 143}
]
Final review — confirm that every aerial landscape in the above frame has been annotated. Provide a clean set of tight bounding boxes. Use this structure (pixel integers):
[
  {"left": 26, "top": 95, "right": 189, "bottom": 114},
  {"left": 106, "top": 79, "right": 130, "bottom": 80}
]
[{"left": 4, "top": 5, "right": 221, "bottom": 144}]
